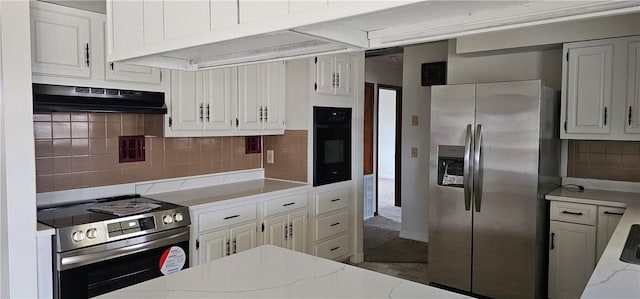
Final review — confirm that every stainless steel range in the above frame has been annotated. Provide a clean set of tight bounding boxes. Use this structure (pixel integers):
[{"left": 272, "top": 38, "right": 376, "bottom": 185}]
[{"left": 37, "top": 194, "right": 191, "bottom": 299}]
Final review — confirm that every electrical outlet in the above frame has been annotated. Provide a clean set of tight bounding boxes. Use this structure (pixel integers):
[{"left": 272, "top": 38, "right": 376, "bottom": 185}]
[
  {"left": 411, "top": 115, "right": 419, "bottom": 126},
  {"left": 411, "top": 147, "right": 418, "bottom": 158},
  {"left": 267, "top": 150, "right": 274, "bottom": 164}
]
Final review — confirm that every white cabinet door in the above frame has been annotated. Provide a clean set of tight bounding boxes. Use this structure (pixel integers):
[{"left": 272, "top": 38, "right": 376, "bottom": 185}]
[
  {"left": 564, "top": 43, "right": 614, "bottom": 135},
  {"left": 596, "top": 206, "right": 625, "bottom": 262},
  {"left": 203, "top": 68, "right": 233, "bottom": 131},
  {"left": 30, "top": 4, "right": 91, "bottom": 78},
  {"left": 170, "top": 70, "right": 205, "bottom": 131},
  {"left": 230, "top": 223, "right": 256, "bottom": 255},
  {"left": 264, "top": 215, "right": 288, "bottom": 249},
  {"left": 334, "top": 55, "right": 352, "bottom": 96},
  {"left": 106, "top": 62, "right": 162, "bottom": 84},
  {"left": 197, "top": 229, "right": 230, "bottom": 265},
  {"left": 238, "top": 64, "right": 262, "bottom": 130},
  {"left": 290, "top": 0, "right": 328, "bottom": 14},
  {"left": 548, "top": 220, "right": 596, "bottom": 299},
  {"left": 626, "top": 40, "right": 640, "bottom": 133},
  {"left": 289, "top": 210, "right": 307, "bottom": 253},
  {"left": 262, "top": 62, "right": 285, "bottom": 130},
  {"left": 163, "top": 1, "right": 210, "bottom": 40},
  {"left": 143, "top": 0, "right": 163, "bottom": 44},
  {"left": 315, "top": 56, "right": 335, "bottom": 95},
  {"left": 239, "top": 1, "right": 289, "bottom": 23},
  {"left": 211, "top": 0, "right": 238, "bottom": 30},
  {"left": 109, "top": 0, "right": 143, "bottom": 52}
]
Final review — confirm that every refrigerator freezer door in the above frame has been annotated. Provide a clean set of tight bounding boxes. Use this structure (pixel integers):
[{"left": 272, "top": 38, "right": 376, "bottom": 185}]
[
  {"left": 472, "top": 80, "right": 542, "bottom": 298},
  {"left": 428, "top": 84, "right": 476, "bottom": 291}
]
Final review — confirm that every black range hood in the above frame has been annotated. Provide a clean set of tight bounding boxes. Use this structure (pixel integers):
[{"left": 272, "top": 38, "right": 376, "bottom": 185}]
[{"left": 32, "top": 84, "right": 167, "bottom": 114}]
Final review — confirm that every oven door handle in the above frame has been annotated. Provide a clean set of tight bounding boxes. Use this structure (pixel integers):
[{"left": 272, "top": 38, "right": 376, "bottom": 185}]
[{"left": 59, "top": 229, "right": 189, "bottom": 270}]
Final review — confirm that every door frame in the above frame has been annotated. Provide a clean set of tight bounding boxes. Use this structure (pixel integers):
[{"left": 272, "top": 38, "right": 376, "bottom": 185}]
[{"left": 376, "top": 84, "right": 403, "bottom": 208}]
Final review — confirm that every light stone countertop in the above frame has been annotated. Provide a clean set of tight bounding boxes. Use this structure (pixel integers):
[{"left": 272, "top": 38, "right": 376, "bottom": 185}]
[
  {"left": 545, "top": 188, "right": 640, "bottom": 298},
  {"left": 96, "top": 245, "right": 469, "bottom": 299},
  {"left": 145, "top": 179, "right": 309, "bottom": 208}
]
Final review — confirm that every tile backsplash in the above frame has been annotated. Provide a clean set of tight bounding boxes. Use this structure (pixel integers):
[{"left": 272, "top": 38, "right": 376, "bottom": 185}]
[
  {"left": 567, "top": 140, "right": 640, "bottom": 182},
  {"left": 34, "top": 113, "right": 261, "bottom": 192},
  {"left": 263, "top": 130, "right": 308, "bottom": 183}
]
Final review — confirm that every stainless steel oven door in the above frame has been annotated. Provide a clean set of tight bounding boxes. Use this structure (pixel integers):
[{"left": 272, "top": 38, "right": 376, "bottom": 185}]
[{"left": 55, "top": 226, "right": 189, "bottom": 298}]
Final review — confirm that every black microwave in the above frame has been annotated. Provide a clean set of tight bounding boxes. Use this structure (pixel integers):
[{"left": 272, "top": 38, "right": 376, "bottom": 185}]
[{"left": 313, "top": 107, "right": 352, "bottom": 186}]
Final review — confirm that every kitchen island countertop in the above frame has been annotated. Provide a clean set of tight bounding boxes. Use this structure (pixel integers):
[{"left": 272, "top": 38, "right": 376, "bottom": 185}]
[
  {"left": 96, "top": 245, "right": 468, "bottom": 298},
  {"left": 546, "top": 188, "right": 640, "bottom": 298}
]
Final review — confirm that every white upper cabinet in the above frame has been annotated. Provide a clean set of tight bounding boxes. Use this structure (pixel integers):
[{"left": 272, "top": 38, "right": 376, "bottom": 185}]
[
  {"left": 289, "top": 0, "right": 328, "bottom": 14},
  {"left": 203, "top": 68, "right": 234, "bottom": 131},
  {"left": 211, "top": 0, "right": 239, "bottom": 30},
  {"left": 239, "top": 1, "right": 289, "bottom": 23},
  {"left": 314, "top": 54, "right": 352, "bottom": 96},
  {"left": 170, "top": 70, "right": 202, "bottom": 131},
  {"left": 105, "top": 62, "right": 162, "bottom": 84},
  {"left": 109, "top": 0, "right": 143, "bottom": 52},
  {"left": 626, "top": 40, "right": 640, "bottom": 133},
  {"left": 564, "top": 43, "right": 613, "bottom": 135},
  {"left": 561, "top": 35, "right": 640, "bottom": 140},
  {"left": 30, "top": 2, "right": 91, "bottom": 78},
  {"left": 164, "top": 1, "right": 211, "bottom": 41},
  {"left": 238, "top": 62, "right": 285, "bottom": 131}
]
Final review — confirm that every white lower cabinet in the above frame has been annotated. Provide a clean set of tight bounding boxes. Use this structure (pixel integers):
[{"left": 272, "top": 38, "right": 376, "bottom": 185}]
[
  {"left": 263, "top": 209, "right": 307, "bottom": 253},
  {"left": 197, "top": 222, "right": 256, "bottom": 264},
  {"left": 548, "top": 201, "right": 626, "bottom": 299},
  {"left": 548, "top": 220, "right": 596, "bottom": 299},
  {"left": 310, "top": 186, "right": 351, "bottom": 261}
]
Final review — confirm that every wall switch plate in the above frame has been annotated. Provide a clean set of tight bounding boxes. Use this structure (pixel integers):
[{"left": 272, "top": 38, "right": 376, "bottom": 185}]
[
  {"left": 411, "top": 115, "right": 419, "bottom": 126},
  {"left": 267, "top": 150, "right": 274, "bottom": 164},
  {"left": 411, "top": 147, "right": 418, "bottom": 158}
]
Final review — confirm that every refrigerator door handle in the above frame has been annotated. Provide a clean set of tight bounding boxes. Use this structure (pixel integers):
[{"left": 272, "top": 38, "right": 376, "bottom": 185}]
[
  {"left": 473, "top": 124, "right": 483, "bottom": 212},
  {"left": 463, "top": 124, "right": 473, "bottom": 211}
]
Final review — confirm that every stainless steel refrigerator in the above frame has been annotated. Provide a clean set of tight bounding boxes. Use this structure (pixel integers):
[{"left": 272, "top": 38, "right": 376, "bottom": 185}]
[{"left": 428, "top": 80, "right": 561, "bottom": 298}]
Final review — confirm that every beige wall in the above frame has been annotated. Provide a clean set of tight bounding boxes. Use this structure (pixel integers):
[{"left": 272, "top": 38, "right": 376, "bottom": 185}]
[
  {"left": 400, "top": 40, "right": 448, "bottom": 242},
  {"left": 34, "top": 113, "right": 262, "bottom": 192}
]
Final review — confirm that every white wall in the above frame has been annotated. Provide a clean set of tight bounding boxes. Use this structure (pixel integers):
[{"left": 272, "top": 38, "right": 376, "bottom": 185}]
[
  {"left": 400, "top": 41, "right": 448, "bottom": 242},
  {"left": 448, "top": 39, "right": 563, "bottom": 89},
  {"left": 364, "top": 60, "right": 403, "bottom": 87},
  {"left": 284, "top": 59, "right": 309, "bottom": 130},
  {"left": 0, "top": 1, "right": 38, "bottom": 297},
  {"left": 377, "top": 89, "right": 396, "bottom": 179}
]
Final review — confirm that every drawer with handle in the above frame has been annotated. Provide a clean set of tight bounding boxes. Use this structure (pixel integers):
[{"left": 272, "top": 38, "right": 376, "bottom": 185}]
[
  {"left": 315, "top": 187, "right": 349, "bottom": 215},
  {"left": 197, "top": 203, "right": 257, "bottom": 233},
  {"left": 315, "top": 211, "right": 349, "bottom": 241},
  {"left": 550, "top": 201, "right": 596, "bottom": 225},
  {"left": 315, "top": 234, "right": 349, "bottom": 260},
  {"left": 263, "top": 193, "right": 307, "bottom": 217}
]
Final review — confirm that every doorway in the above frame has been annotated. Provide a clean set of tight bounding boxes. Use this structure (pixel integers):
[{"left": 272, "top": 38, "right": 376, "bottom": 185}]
[{"left": 376, "top": 85, "right": 402, "bottom": 219}]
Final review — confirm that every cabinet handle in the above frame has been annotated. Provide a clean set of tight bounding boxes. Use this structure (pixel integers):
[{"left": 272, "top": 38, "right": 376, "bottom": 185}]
[
  {"left": 264, "top": 106, "right": 268, "bottom": 121},
  {"left": 330, "top": 198, "right": 341, "bottom": 202},
  {"left": 199, "top": 103, "right": 204, "bottom": 121},
  {"left": 284, "top": 224, "right": 288, "bottom": 240},
  {"left": 561, "top": 210, "right": 583, "bottom": 216},
  {"left": 330, "top": 222, "right": 340, "bottom": 227},
  {"left": 550, "top": 232, "right": 555, "bottom": 250},
  {"left": 289, "top": 223, "right": 293, "bottom": 237},
  {"left": 629, "top": 106, "right": 633, "bottom": 126},
  {"left": 330, "top": 246, "right": 340, "bottom": 252},
  {"left": 604, "top": 211, "right": 624, "bottom": 216},
  {"left": 604, "top": 106, "right": 608, "bottom": 126},
  {"left": 282, "top": 202, "right": 295, "bottom": 207},
  {"left": 206, "top": 104, "right": 210, "bottom": 122},
  {"left": 85, "top": 43, "right": 90, "bottom": 67},
  {"left": 233, "top": 239, "right": 237, "bottom": 254},
  {"left": 110, "top": 62, "right": 114, "bottom": 70},
  {"left": 223, "top": 215, "right": 240, "bottom": 220},
  {"left": 226, "top": 240, "right": 230, "bottom": 256},
  {"left": 259, "top": 106, "right": 263, "bottom": 122}
]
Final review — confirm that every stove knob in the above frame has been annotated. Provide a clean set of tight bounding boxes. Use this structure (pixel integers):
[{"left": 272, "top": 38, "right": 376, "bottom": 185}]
[
  {"left": 86, "top": 228, "right": 98, "bottom": 239},
  {"left": 163, "top": 215, "right": 174, "bottom": 224},
  {"left": 72, "top": 231, "right": 85, "bottom": 242},
  {"left": 174, "top": 213, "right": 184, "bottom": 222}
]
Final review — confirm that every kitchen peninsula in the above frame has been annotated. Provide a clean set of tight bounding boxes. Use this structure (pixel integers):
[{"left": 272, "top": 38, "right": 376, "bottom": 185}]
[{"left": 97, "top": 245, "right": 468, "bottom": 298}]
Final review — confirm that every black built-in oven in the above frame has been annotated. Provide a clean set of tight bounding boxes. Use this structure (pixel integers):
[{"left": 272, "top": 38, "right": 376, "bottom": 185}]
[{"left": 313, "top": 106, "right": 352, "bottom": 186}]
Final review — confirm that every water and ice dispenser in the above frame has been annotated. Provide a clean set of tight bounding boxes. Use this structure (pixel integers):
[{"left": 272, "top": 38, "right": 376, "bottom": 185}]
[{"left": 437, "top": 145, "right": 465, "bottom": 188}]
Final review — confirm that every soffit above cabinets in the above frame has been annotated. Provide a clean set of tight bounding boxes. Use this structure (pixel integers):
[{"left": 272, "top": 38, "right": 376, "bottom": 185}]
[{"left": 108, "top": 0, "right": 640, "bottom": 71}]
